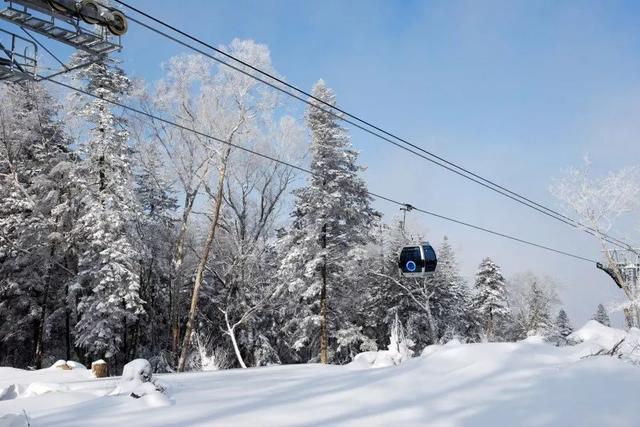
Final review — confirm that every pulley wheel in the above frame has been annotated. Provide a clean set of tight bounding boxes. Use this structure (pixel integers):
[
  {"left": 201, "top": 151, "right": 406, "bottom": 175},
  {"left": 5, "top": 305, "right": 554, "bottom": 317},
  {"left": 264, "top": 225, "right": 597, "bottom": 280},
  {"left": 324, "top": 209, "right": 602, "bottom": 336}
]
[
  {"left": 80, "top": 0, "right": 100, "bottom": 25},
  {"left": 107, "top": 10, "right": 128, "bottom": 36},
  {"left": 47, "top": 0, "right": 68, "bottom": 13}
]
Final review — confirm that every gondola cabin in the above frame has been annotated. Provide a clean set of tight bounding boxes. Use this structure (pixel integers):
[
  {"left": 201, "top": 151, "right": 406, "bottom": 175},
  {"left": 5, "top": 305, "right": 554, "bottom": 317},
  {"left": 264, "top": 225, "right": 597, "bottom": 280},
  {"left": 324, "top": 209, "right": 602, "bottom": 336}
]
[{"left": 398, "top": 243, "right": 437, "bottom": 277}]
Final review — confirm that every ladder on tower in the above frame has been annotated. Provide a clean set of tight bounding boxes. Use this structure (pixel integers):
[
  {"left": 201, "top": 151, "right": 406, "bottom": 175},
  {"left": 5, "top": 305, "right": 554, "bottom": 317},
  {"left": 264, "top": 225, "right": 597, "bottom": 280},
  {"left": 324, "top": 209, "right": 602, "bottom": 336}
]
[{"left": 0, "top": 28, "right": 37, "bottom": 81}]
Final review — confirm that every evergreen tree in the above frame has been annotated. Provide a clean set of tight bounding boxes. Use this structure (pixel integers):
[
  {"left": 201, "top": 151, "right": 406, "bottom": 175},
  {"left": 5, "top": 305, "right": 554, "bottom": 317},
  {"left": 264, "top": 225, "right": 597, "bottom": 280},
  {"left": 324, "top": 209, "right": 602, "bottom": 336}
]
[
  {"left": 366, "top": 220, "right": 419, "bottom": 347},
  {"left": 427, "top": 236, "right": 474, "bottom": 342},
  {"left": 522, "top": 281, "right": 553, "bottom": 337},
  {"left": 0, "top": 81, "right": 75, "bottom": 368},
  {"left": 278, "top": 80, "right": 378, "bottom": 363},
  {"left": 132, "top": 141, "right": 178, "bottom": 365},
  {"left": 68, "top": 54, "right": 144, "bottom": 363},
  {"left": 472, "top": 257, "right": 510, "bottom": 341},
  {"left": 552, "top": 308, "right": 573, "bottom": 345},
  {"left": 593, "top": 304, "right": 611, "bottom": 327}
]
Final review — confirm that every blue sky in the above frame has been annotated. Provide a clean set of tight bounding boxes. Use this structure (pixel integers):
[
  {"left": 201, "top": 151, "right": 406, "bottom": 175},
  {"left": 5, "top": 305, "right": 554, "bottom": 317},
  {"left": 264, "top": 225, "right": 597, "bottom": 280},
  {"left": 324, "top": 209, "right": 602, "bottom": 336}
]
[{"left": 5, "top": 0, "right": 640, "bottom": 326}]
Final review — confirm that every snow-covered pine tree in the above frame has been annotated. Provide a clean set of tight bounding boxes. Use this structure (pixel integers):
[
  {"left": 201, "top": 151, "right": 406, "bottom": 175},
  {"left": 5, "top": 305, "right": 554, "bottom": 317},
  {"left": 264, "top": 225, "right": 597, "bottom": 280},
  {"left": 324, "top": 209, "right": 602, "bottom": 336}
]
[
  {"left": 132, "top": 140, "right": 178, "bottom": 363},
  {"left": 552, "top": 308, "right": 573, "bottom": 345},
  {"left": 522, "top": 280, "right": 553, "bottom": 337},
  {"left": 68, "top": 53, "right": 144, "bottom": 364},
  {"left": 366, "top": 219, "right": 417, "bottom": 348},
  {"left": 278, "top": 80, "right": 378, "bottom": 364},
  {"left": 472, "top": 257, "right": 510, "bottom": 341},
  {"left": 427, "top": 236, "right": 474, "bottom": 342},
  {"left": 593, "top": 304, "right": 611, "bottom": 327},
  {"left": 0, "top": 81, "right": 73, "bottom": 367}
]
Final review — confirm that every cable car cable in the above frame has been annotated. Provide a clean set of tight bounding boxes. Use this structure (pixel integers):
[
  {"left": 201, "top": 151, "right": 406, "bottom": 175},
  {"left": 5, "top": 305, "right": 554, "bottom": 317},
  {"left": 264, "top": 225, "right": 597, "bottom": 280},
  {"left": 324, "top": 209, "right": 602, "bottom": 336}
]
[
  {"left": 41, "top": 76, "right": 599, "bottom": 265},
  {"left": 112, "top": 10, "right": 630, "bottom": 251},
  {"left": 109, "top": 0, "right": 633, "bottom": 251},
  {"left": 106, "top": 0, "right": 634, "bottom": 251}
]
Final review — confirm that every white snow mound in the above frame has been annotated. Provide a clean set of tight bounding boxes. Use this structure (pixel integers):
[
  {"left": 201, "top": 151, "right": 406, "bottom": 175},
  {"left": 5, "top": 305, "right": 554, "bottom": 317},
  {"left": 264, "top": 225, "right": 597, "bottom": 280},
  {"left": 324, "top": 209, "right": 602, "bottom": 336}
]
[
  {"left": 109, "top": 359, "right": 153, "bottom": 396},
  {"left": 21, "top": 382, "right": 70, "bottom": 398},
  {"left": 50, "top": 360, "right": 86, "bottom": 370},
  {"left": 0, "top": 413, "right": 29, "bottom": 427},
  {"left": 121, "top": 358, "right": 152, "bottom": 383},
  {"left": 108, "top": 358, "right": 170, "bottom": 406},
  {"left": 1, "top": 322, "right": 640, "bottom": 426},
  {"left": 348, "top": 350, "right": 406, "bottom": 369},
  {"left": 568, "top": 320, "right": 627, "bottom": 348},
  {"left": 568, "top": 320, "right": 640, "bottom": 362}
]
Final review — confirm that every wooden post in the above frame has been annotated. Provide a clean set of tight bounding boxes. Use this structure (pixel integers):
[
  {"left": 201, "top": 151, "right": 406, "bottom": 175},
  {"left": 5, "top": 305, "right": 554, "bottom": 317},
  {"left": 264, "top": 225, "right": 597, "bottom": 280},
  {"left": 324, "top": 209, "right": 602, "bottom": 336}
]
[{"left": 91, "top": 360, "right": 108, "bottom": 378}]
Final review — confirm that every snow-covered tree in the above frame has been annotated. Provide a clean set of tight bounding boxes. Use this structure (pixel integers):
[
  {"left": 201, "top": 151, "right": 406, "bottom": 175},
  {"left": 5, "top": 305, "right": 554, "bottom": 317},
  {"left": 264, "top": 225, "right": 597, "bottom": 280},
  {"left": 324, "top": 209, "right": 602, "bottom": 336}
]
[
  {"left": 204, "top": 117, "right": 304, "bottom": 368},
  {"left": 278, "top": 80, "right": 378, "bottom": 364},
  {"left": 552, "top": 309, "right": 573, "bottom": 346},
  {"left": 523, "top": 282, "right": 553, "bottom": 336},
  {"left": 134, "top": 54, "right": 218, "bottom": 359},
  {"left": 387, "top": 313, "right": 414, "bottom": 363},
  {"left": 472, "top": 258, "right": 510, "bottom": 341},
  {"left": 593, "top": 304, "right": 611, "bottom": 327},
  {"left": 68, "top": 53, "right": 144, "bottom": 364},
  {"left": 173, "top": 40, "right": 301, "bottom": 371},
  {"left": 508, "top": 272, "right": 558, "bottom": 339},
  {"left": 0, "top": 81, "right": 73, "bottom": 367},
  {"left": 427, "top": 236, "right": 475, "bottom": 342},
  {"left": 370, "top": 229, "right": 477, "bottom": 349},
  {"left": 550, "top": 158, "right": 639, "bottom": 327},
  {"left": 130, "top": 137, "right": 178, "bottom": 364},
  {"left": 367, "top": 220, "right": 421, "bottom": 347}
]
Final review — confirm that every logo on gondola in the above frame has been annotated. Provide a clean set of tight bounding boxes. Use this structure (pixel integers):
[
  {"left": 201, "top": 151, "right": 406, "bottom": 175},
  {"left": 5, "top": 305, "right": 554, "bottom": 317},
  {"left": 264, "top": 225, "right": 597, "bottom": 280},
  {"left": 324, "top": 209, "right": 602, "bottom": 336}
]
[{"left": 405, "top": 260, "right": 417, "bottom": 272}]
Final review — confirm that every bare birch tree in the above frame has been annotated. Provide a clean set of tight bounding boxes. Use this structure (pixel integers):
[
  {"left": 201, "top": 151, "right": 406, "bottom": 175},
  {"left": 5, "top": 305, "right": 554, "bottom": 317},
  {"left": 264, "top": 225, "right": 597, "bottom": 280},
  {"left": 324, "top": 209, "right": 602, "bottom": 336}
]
[
  {"left": 176, "top": 39, "right": 291, "bottom": 371},
  {"left": 551, "top": 158, "right": 640, "bottom": 326}
]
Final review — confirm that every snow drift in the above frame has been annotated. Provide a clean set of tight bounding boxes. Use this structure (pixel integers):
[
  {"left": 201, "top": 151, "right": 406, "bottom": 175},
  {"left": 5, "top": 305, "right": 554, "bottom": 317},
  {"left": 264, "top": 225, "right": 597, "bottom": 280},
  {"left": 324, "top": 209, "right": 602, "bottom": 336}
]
[{"left": 1, "top": 322, "right": 639, "bottom": 426}]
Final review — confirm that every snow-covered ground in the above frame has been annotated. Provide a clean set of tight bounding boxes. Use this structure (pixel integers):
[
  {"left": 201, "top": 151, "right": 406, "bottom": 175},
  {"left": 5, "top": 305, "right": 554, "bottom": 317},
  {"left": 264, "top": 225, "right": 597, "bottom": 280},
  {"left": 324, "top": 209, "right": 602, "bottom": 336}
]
[{"left": 1, "top": 321, "right": 639, "bottom": 427}]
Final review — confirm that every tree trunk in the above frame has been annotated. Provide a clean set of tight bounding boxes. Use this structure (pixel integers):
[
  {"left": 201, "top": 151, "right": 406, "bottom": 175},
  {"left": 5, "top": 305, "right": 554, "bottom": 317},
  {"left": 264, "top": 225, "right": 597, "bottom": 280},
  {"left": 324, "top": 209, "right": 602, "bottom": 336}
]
[
  {"left": 171, "top": 190, "right": 199, "bottom": 357},
  {"left": 229, "top": 328, "right": 247, "bottom": 369},
  {"left": 130, "top": 319, "right": 140, "bottom": 361},
  {"left": 34, "top": 286, "right": 49, "bottom": 369},
  {"left": 223, "top": 311, "right": 247, "bottom": 369},
  {"left": 177, "top": 146, "right": 232, "bottom": 372},
  {"left": 421, "top": 281, "right": 437, "bottom": 344},
  {"left": 35, "top": 243, "right": 57, "bottom": 369},
  {"left": 64, "top": 282, "right": 71, "bottom": 361},
  {"left": 122, "top": 315, "right": 128, "bottom": 367},
  {"left": 319, "top": 223, "right": 328, "bottom": 364},
  {"left": 487, "top": 311, "right": 494, "bottom": 342}
]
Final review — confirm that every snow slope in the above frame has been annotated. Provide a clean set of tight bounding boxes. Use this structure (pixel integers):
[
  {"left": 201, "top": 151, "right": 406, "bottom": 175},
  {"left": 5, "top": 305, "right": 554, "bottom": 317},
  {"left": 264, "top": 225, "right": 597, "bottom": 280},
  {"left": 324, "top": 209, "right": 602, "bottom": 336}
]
[{"left": 1, "top": 324, "right": 639, "bottom": 427}]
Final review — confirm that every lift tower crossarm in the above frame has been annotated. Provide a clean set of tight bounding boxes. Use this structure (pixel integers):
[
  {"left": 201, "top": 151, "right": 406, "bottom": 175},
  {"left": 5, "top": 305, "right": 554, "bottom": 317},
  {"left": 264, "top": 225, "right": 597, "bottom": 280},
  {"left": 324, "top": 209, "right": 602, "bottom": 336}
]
[{"left": 0, "top": 0, "right": 122, "bottom": 55}]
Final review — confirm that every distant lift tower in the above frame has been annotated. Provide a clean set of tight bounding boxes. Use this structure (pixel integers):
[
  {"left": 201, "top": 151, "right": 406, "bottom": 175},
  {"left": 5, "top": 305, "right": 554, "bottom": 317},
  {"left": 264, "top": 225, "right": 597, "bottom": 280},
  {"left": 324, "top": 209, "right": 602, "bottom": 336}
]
[{"left": 0, "top": 0, "right": 127, "bottom": 82}]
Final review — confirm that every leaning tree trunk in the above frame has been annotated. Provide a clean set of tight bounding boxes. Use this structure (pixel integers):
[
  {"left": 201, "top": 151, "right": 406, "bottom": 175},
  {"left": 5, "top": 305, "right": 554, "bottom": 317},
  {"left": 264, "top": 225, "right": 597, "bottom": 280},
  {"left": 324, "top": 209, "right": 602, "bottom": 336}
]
[
  {"left": 177, "top": 146, "right": 232, "bottom": 372},
  {"left": 223, "top": 310, "right": 248, "bottom": 369},
  {"left": 170, "top": 189, "right": 199, "bottom": 357}
]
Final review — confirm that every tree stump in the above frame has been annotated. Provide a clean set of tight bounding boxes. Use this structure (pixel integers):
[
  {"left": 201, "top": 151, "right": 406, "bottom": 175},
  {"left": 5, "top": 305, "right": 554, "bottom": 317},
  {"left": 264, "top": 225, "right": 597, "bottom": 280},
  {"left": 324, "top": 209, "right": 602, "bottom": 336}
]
[
  {"left": 52, "top": 360, "right": 72, "bottom": 370},
  {"left": 91, "top": 360, "right": 108, "bottom": 378}
]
